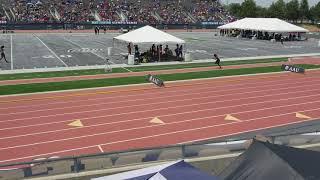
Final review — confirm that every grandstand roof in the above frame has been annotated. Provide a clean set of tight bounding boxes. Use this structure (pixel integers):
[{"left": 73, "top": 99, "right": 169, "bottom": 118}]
[
  {"left": 218, "top": 18, "right": 308, "bottom": 33},
  {"left": 113, "top": 25, "right": 185, "bottom": 44}
]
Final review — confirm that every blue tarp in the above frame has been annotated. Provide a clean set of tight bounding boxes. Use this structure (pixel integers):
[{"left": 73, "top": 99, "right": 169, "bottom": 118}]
[{"left": 92, "top": 160, "right": 219, "bottom": 180}]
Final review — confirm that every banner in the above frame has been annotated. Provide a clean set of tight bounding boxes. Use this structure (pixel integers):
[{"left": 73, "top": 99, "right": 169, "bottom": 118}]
[
  {"left": 146, "top": 74, "right": 165, "bottom": 87},
  {"left": 91, "top": 21, "right": 137, "bottom": 25},
  {"left": 92, "top": 21, "right": 111, "bottom": 25},
  {"left": 281, "top": 64, "right": 305, "bottom": 73},
  {"left": 201, "top": 21, "right": 225, "bottom": 25}
]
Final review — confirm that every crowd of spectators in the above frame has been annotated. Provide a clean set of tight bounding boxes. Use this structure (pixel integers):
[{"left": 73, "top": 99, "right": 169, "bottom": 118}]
[
  {"left": 53, "top": 0, "right": 95, "bottom": 22},
  {"left": 4, "top": 0, "right": 233, "bottom": 24},
  {"left": 0, "top": 12, "right": 6, "bottom": 22},
  {"left": 191, "top": 0, "right": 233, "bottom": 22},
  {"left": 10, "top": 0, "right": 52, "bottom": 22},
  {"left": 156, "top": 0, "right": 190, "bottom": 24}
]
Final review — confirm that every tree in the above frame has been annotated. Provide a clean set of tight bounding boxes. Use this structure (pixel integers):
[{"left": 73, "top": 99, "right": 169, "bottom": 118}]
[
  {"left": 226, "top": 3, "right": 242, "bottom": 18},
  {"left": 240, "top": 0, "right": 257, "bottom": 18},
  {"left": 268, "top": 0, "right": 286, "bottom": 19},
  {"left": 310, "top": 2, "right": 320, "bottom": 22},
  {"left": 300, "top": 0, "right": 310, "bottom": 22},
  {"left": 286, "top": 0, "right": 299, "bottom": 22},
  {"left": 256, "top": 6, "right": 268, "bottom": 18}
]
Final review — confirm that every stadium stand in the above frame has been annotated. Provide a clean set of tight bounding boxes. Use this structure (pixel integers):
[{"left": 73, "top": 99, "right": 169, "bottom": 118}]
[{"left": 3, "top": 0, "right": 233, "bottom": 24}]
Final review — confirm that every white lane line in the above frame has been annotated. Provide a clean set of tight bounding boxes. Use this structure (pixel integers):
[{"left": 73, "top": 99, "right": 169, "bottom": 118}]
[
  {"left": 1, "top": 98, "right": 320, "bottom": 150},
  {"left": 1, "top": 88, "right": 319, "bottom": 139},
  {"left": 0, "top": 68, "right": 319, "bottom": 99},
  {"left": 179, "top": 116, "right": 320, "bottom": 145},
  {"left": 34, "top": 34, "right": 68, "bottom": 67},
  {"left": 0, "top": 72, "right": 319, "bottom": 112},
  {"left": 98, "top": 145, "right": 104, "bottom": 153},
  {"left": 3, "top": 81, "right": 320, "bottom": 116},
  {"left": 0, "top": 72, "right": 312, "bottom": 110},
  {"left": 1, "top": 85, "right": 320, "bottom": 129},
  {"left": 1, "top": 83, "right": 319, "bottom": 118},
  {"left": 1, "top": 75, "right": 320, "bottom": 120},
  {"left": 63, "top": 37, "right": 132, "bottom": 72},
  {"left": 10, "top": 35, "right": 13, "bottom": 70},
  {"left": 0, "top": 107, "right": 319, "bottom": 164}
]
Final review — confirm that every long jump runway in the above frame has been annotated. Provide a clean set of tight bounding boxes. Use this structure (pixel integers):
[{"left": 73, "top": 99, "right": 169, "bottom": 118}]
[{"left": 0, "top": 71, "right": 320, "bottom": 164}]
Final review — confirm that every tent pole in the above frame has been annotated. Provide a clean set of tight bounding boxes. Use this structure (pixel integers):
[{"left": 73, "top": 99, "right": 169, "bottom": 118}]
[{"left": 184, "top": 43, "right": 186, "bottom": 61}]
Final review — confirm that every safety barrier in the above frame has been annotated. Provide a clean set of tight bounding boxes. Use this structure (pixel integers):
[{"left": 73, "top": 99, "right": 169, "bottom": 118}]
[{"left": 1, "top": 127, "right": 320, "bottom": 179}]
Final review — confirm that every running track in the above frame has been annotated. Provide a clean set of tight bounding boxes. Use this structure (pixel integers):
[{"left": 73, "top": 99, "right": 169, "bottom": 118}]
[{"left": 0, "top": 70, "right": 320, "bottom": 165}]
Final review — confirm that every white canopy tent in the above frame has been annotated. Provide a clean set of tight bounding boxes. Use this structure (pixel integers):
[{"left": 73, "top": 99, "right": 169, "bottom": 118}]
[
  {"left": 218, "top": 18, "right": 308, "bottom": 33},
  {"left": 112, "top": 25, "right": 186, "bottom": 63},
  {"left": 113, "top": 25, "right": 185, "bottom": 44}
]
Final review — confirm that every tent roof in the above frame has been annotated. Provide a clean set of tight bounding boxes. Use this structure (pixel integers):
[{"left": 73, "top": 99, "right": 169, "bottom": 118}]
[
  {"left": 92, "top": 161, "right": 177, "bottom": 180},
  {"left": 113, "top": 25, "right": 185, "bottom": 44},
  {"left": 219, "top": 140, "right": 320, "bottom": 180},
  {"left": 217, "top": 18, "right": 308, "bottom": 33},
  {"left": 92, "top": 160, "right": 219, "bottom": 180}
]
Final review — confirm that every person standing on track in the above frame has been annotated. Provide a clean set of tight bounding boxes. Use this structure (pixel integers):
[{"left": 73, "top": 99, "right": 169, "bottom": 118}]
[
  {"left": 0, "top": 46, "right": 9, "bottom": 63},
  {"left": 213, "top": 53, "right": 222, "bottom": 69}
]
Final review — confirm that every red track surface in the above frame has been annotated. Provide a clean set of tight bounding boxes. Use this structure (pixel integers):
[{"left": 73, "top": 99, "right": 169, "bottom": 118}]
[{"left": 0, "top": 70, "right": 320, "bottom": 165}]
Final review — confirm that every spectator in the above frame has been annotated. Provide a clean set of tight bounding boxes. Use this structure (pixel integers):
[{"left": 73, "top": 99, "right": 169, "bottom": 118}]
[
  {"left": 127, "top": 43, "right": 132, "bottom": 55},
  {"left": 175, "top": 44, "right": 179, "bottom": 57},
  {"left": 179, "top": 45, "right": 183, "bottom": 58}
]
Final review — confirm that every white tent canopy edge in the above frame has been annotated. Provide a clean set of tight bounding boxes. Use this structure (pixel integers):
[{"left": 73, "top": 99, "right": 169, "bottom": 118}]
[
  {"left": 217, "top": 18, "right": 309, "bottom": 33},
  {"left": 113, "top": 25, "right": 186, "bottom": 45}
]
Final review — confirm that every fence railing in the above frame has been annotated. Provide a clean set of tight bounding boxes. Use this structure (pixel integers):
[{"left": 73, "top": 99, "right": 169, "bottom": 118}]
[{"left": 1, "top": 128, "right": 320, "bottom": 179}]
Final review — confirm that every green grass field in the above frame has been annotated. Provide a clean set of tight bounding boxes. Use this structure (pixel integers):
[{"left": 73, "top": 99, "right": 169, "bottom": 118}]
[
  {"left": 0, "top": 57, "right": 287, "bottom": 81},
  {"left": 0, "top": 64, "right": 318, "bottom": 96}
]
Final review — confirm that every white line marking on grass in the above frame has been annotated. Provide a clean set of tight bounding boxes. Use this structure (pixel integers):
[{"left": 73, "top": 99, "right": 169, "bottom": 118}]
[
  {"left": 63, "top": 37, "right": 132, "bottom": 72},
  {"left": 34, "top": 34, "right": 68, "bottom": 67},
  {"left": 10, "top": 35, "right": 13, "bottom": 70}
]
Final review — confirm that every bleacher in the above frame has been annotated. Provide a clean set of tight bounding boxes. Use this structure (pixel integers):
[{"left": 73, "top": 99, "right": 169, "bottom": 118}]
[{"left": 4, "top": 0, "right": 233, "bottom": 24}]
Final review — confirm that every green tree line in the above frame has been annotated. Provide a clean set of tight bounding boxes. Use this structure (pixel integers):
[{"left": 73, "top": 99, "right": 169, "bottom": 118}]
[{"left": 226, "top": 0, "right": 320, "bottom": 23}]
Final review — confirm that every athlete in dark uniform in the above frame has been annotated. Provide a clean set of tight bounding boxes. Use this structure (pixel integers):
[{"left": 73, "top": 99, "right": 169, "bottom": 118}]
[
  {"left": 213, "top": 53, "right": 222, "bottom": 69},
  {"left": 0, "top": 46, "right": 9, "bottom": 63}
]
